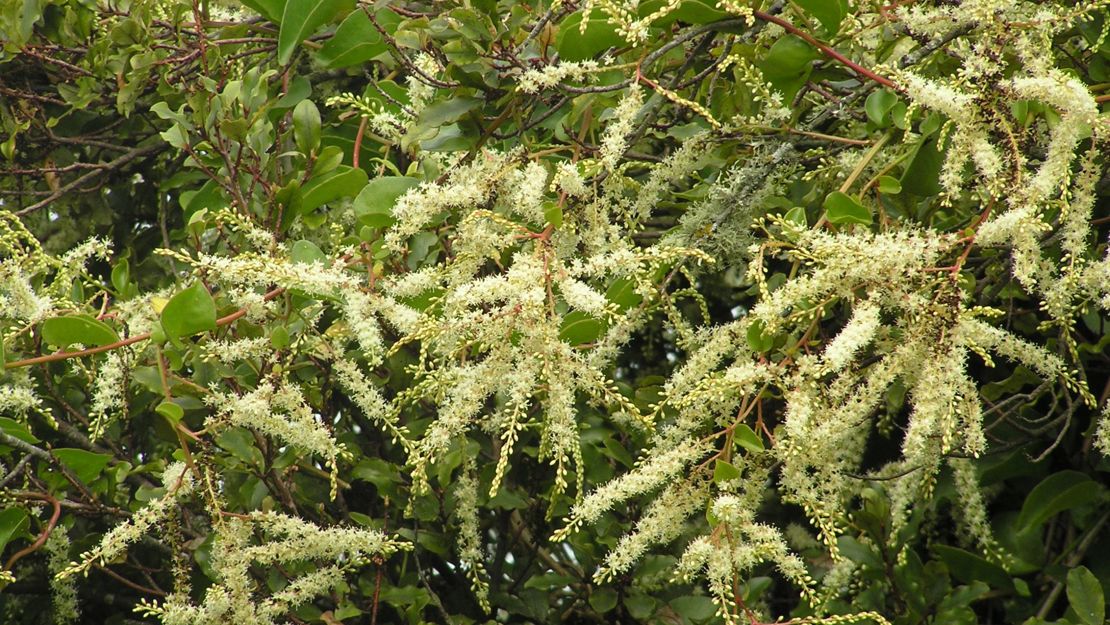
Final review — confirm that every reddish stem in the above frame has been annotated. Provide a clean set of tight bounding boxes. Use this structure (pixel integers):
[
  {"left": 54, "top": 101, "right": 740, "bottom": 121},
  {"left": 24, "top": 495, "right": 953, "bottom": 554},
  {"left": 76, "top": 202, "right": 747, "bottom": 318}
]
[
  {"left": 4, "top": 287, "right": 285, "bottom": 369},
  {"left": 752, "top": 11, "right": 899, "bottom": 91},
  {"left": 353, "top": 116, "right": 368, "bottom": 170},
  {"left": 4, "top": 492, "right": 61, "bottom": 571}
]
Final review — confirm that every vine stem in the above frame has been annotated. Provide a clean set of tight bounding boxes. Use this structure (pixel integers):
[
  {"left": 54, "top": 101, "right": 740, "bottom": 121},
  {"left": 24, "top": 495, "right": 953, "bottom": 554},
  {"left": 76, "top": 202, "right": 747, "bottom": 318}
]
[
  {"left": 752, "top": 10, "right": 899, "bottom": 91},
  {"left": 3, "top": 286, "right": 285, "bottom": 370},
  {"left": 3, "top": 492, "right": 61, "bottom": 571}
]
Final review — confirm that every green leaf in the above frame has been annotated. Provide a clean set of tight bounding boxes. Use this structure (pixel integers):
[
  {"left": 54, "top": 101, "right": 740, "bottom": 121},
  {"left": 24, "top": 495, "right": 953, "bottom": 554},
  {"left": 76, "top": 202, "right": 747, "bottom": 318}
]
[
  {"left": 352, "top": 458, "right": 401, "bottom": 492},
  {"left": 416, "top": 97, "right": 484, "bottom": 129},
  {"left": 523, "top": 573, "right": 577, "bottom": 591},
  {"left": 746, "top": 319, "right": 773, "bottom": 353},
  {"left": 544, "top": 202, "right": 563, "bottom": 229},
  {"left": 837, "top": 536, "right": 882, "bottom": 569},
  {"left": 156, "top": 400, "right": 184, "bottom": 424},
  {"left": 161, "top": 282, "right": 217, "bottom": 341},
  {"left": 270, "top": 326, "right": 291, "bottom": 349},
  {"left": 1066, "top": 566, "right": 1105, "bottom": 625},
  {"left": 901, "top": 135, "right": 945, "bottom": 196},
  {"left": 240, "top": 0, "right": 284, "bottom": 23},
  {"left": 795, "top": 0, "right": 847, "bottom": 35},
  {"left": 623, "top": 593, "right": 656, "bottom": 620},
  {"left": 299, "top": 165, "right": 369, "bottom": 215},
  {"left": 277, "top": 0, "right": 354, "bottom": 65},
  {"left": 557, "top": 12, "right": 624, "bottom": 62},
  {"left": 1016, "top": 471, "right": 1102, "bottom": 534},
  {"left": 290, "top": 239, "right": 326, "bottom": 264},
  {"left": 41, "top": 314, "right": 120, "bottom": 349},
  {"left": 589, "top": 588, "right": 619, "bottom": 613},
  {"left": 758, "top": 36, "right": 817, "bottom": 102},
  {"left": 932, "top": 545, "right": 1013, "bottom": 591},
  {"left": 823, "top": 191, "right": 872, "bottom": 225},
  {"left": 606, "top": 278, "right": 643, "bottom": 311},
  {"left": 0, "top": 417, "right": 40, "bottom": 444},
  {"left": 180, "top": 179, "right": 227, "bottom": 220},
  {"left": 784, "top": 205, "right": 808, "bottom": 229},
  {"left": 559, "top": 311, "right": 604, "bottom": 346},
  {"left": 669, "top": 596, "right": 716, "bottom": 622},
  {"left": 216, "top": 428, "right": 265, "bottom": 467},
  {"left": 111, "top": 259, "right": 130, "bottom": 293},
  {"left": 352, "top": 176, "right": 419, "bottom": 228},
  {"left": 314, "top": 8, "right": 398, "bottom": 68},
  {"left": 0, "top": 508, "right": 29, "bottom": 554},
  {"left": 877, "top": 176, "right": 902, "bottom": 195},
  {"left": 638, "top": 0, "right": 728, "bottom": 26},
  {"left": 734, "top": 423, "right": 764, "bottom": 452},
  {"left": 54, "top": 448, "right": 112, "bottom": 483},
  {"left": 865, "top": 89, "right": 899, "bottom": 127},
  {"left": 292, "top": 99, "right": 321, "bottom": 154},
  {"left": 713, "top": 460, "right": 741, "bottom": 483}
]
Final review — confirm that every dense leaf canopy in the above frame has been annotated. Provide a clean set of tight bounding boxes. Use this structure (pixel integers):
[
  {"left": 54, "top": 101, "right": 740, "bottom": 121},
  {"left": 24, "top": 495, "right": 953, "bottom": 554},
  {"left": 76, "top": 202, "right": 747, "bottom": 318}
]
[{"left": 1, "top": 1, "right": 1109, "bottom": 624}]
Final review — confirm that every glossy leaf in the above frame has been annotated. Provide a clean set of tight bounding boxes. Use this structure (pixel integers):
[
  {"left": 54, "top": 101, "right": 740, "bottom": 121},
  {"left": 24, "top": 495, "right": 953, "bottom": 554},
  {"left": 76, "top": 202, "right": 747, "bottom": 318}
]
[
  {"left": 669, "top": 596, "right": 715, "bottom": 622},
  {"left": 240, "top": 0, "right": 284, "bottom": 23},
  {"left": 1015, "top": 471, "right": 1102, "bottom": 534},
  {"left": 0, "top": 508, "right": 29, "bottom": 554},
  {"left": 314, "top": 8, "right": 398, "bottom": 68},
  {"left": 824, "top": 191, "right": 872, "bottom": 225},
  {"left": 795, "top": 0, "right": 847, "bottom": 35},
  {"left": 734, "top": 424, "right": 764, "bottom": 452},
  {"left": 161, "top": 282, "right": 217, "bottom": 341},
  {"left": 559, "top": 311, "right": 604, "bottom": 346},
  {"left": 290, "top": 239, "right": 326, "bottom": 264},
  {"left": 111, "top": 258, "right": 130, "bottom": 293},
  {"left": 865, "top": 89, "right": 899, "bottom": 127},
  {"left": 0, "top": 417, "right": 40, "bottom": 444},
  {"left": 41, "top": 314, "right": 119, "bottom": 349},
  {"left": 277, "top": 0, "right": 354, "bottom": 65},
  {"left": 588, "top": 588, "right": 618, "bottom": 613},
  {"left": 877, "top": 175, "right": 902, "bottom": 195},
  {"left": 352, "top": 176, "right": 419, "bottom": 228},
  {"left": 713, "top": 460, "right": 740, "bottom": 483},
  {"left": 293, "top": 99, "right": 321, "bottom": 154},
  {"left": 1067, "top": 566, "right": 1105, "bottom": 625},
  {"left": 416, "top": 96, "right": 483, "bottom": 129},
  {"left": 299, "top": 165, "right": 369, "bottom": 215},
  {"left": 557, "top": 12, "right": 623, "bottom": 62},
  {"left": 758, "top": 36, "right": 817, "bottom": 101},
  {"left": 54, "top": 448, "right": 112, "bottom": 483},
  {"left": 156, "top": 400, "right": 184, "bottom": 423},
  {"left": 932, "top": 545, "right": 1013, "bottom": 591},
  {"left": 746, "top": 319, "right": 773, "bottom": 352},
  {"left": 901, "top": 135, "right": 945, "bottom": 196}
]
